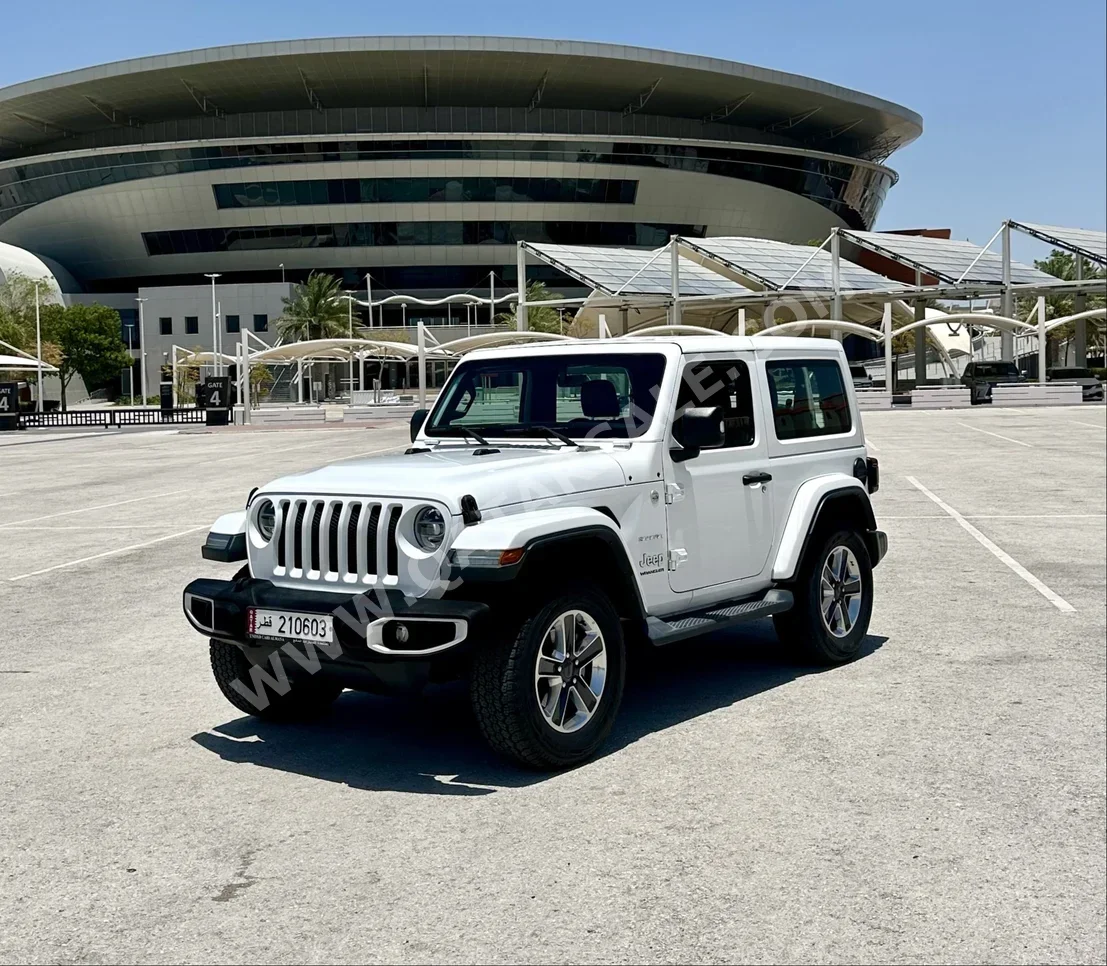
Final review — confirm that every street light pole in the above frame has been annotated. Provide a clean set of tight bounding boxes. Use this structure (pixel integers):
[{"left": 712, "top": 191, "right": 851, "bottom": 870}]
[
  {"left": 204, "top": 273, "right": 221, "bottom": 376},
  {"left": 126, "top": 324, "right": 136, "bottom": 406},
  {"left": 344, "top": 294, "right": 355, "bottom": 396},
  {"left": 135, "top": 297, "right": 148, "bottom": 405},
  {"left": 279, "top": 263, "right": 285, "bottom": 284},
  {"left": 34, "top": 280, "right": 43, "bottom": 413}
]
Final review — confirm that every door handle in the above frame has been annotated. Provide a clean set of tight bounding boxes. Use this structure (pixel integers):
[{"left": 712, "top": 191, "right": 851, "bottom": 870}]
[{"left": 743, "top": 471, "right": 772, "bottom": 485}]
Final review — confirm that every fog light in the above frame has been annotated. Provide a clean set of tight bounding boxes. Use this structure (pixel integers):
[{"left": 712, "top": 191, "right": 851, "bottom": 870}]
[{"left": 394, "top": 623, "right": 410, "bottom": 644}]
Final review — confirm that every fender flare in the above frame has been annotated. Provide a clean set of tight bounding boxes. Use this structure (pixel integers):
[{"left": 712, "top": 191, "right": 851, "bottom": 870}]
[
  {"left": 772, "top": 476, "right": 875, "bottom": 581},
  {"left": 202, "top": 509, "right": 248, "bottom": 562},
  {"left": 448, "top": 506, "right": 646, "bottom": 619}
]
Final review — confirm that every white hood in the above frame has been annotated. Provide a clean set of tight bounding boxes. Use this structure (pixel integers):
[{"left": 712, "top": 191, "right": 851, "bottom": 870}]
[{"left": 260, "top": 445, "right": 628, "bottom": 514}]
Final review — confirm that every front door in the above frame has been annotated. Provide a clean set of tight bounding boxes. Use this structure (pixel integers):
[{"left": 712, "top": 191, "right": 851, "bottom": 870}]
[{"left": 664, "top": 357, "right": 774, "bottom": 594}]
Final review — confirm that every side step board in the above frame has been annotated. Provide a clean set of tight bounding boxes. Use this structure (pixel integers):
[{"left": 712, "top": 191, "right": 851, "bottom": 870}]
[{"left": 646, "top": 588, "right": 794, "bottom": 647}]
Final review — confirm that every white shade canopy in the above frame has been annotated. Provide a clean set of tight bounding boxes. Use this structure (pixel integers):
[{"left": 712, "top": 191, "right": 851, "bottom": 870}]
[{"left": 0, "top": 353, "right": 58, "bottom": 372}]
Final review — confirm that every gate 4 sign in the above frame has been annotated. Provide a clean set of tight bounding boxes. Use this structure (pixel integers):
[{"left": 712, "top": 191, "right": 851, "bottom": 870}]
[
  {"left": 201, "top": 377, "right": 231, "bottom": 410},
  {"left": 0, "top": 382, "right": 18, "bottom": 430}
]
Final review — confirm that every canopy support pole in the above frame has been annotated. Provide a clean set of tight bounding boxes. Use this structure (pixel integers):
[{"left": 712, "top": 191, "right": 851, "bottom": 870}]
[
  {"left": 669, "top": 237, "right": 681, "bottom": 327},
  {"left": 297, "top": 358, "right": 304, "bottom": 404},
  {"left": 1037, "top": 296, "right": 1047, "bottom": 385},
  {"left": 240, "top": 324, "right": 251, "bottom": 424},
  {"left": 1074, "top": 256, "right": 1087, "bottom": 366},
  {"left": 516, "top": 244, "right": 528, "bottom": 332},
  {"left": 417, "top": 321, "right": 427, "bottom": 410},
  {"left": 883, "top": 302, "right": 894, "bottom": 398},
  {"left": 171, "top": 345, "right": 179, "bottom": 408},
  {"left": 830, "top": 228, "right": 842, "bottom": 337},
  {"left": 738, "top": 308, "right": 746, "bottom": 337},
  {"left": 914, "top": 270, "right": 927, "bottom": 386},
  {"left": 1000, "top": 222, "right": 1014, "bottom": 362}
]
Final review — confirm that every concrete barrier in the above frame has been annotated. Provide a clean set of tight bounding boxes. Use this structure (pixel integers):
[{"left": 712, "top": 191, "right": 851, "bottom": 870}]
[
  {"left": 992, "top": 384, "right": 1084, "bottom": 407},
  {"left": 855, "top": 390, "right": 892, "bottom": 410},
  {"left": 911, "top": 386, "right": 971, "bottom": 409}
]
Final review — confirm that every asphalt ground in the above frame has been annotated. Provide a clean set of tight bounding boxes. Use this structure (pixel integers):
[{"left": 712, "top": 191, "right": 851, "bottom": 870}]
[{"left": 0, "top": 406, "right": 1104, "bottom": 965}]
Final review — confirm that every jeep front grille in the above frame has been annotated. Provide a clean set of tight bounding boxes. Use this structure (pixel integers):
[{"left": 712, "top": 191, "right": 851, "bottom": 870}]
[{"left": 270, "top": 497, "right": 403, "bottom": 583}]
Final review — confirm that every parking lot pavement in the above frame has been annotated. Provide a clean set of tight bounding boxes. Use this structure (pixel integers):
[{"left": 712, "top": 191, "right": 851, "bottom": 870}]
[{"left": 0, "top": 409, "right": 1104, "bottom": 964}]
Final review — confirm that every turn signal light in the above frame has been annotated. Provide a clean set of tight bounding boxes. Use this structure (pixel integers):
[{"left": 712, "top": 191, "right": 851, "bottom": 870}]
[{"left": 499, "top": 548, "right": 525, "bottom": 566}]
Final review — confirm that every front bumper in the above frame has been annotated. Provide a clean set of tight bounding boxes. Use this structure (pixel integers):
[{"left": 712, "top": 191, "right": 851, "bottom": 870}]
[{"left": 183, "top": 574, "right": 490, "bottom": 691}]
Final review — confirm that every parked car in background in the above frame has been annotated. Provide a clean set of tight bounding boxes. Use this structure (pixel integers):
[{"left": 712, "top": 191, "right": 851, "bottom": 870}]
[
  {"left": 849, "top": 365, "right": 874, "bottom": 390},
  {"left": 1046, "top": 367, "right": 1104, "bottom": 402},
  {"left": 960, "top": 361, "right": 1024, "bottom": 404}
]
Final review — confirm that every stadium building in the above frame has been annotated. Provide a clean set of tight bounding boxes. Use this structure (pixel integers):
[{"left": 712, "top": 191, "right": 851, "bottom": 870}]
[{"left": 0, "top": 36, "right": 922, "bottom": 394}]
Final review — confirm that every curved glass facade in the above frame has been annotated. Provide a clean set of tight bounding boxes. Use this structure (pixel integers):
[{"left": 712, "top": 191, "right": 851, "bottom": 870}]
[
  {"left": 213, "top": 177, "right": 638, "bottom": 208},
  {"left": 0, "top": 138, "right": 892, "bottom": 229},
  {"left": 143, "top": 220, "right": 707, "bottom": 255}
]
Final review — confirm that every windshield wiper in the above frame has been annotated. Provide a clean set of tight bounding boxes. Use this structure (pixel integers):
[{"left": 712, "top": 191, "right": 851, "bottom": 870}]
[
  {"left": 500, "top": 425, "right": 580, "bottom": 447},
  {"left": 436, "top": 425, "right": 490, "bottom": 446}
]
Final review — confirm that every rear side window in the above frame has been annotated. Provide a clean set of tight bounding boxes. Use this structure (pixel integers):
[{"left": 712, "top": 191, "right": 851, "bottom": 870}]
[{"left": 765, "top": 360, "right": 852, "bottom": 440}]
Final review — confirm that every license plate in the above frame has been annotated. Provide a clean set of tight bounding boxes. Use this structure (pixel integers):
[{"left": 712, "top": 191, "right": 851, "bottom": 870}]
[{"left": 247, "top": 608, "right": 333, "bottom": 644}]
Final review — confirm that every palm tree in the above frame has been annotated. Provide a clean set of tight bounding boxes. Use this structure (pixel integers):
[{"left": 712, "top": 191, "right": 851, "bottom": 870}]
[{"left": 275, "top": 272, "right": 349, "bottom": 342}]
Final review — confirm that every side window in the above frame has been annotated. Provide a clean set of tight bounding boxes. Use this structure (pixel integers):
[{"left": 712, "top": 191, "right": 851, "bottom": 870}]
[
  {"left": 765, "top": 359, "right": 852, "bottom": 440},
  {"left": 673, "top": 359, "right": 755, "bottom": 448}
]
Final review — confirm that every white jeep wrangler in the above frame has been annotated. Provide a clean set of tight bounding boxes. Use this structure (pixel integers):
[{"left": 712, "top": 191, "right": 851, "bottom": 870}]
[{"left": 184, "top": 336, "right": 885, "bottom": 769}]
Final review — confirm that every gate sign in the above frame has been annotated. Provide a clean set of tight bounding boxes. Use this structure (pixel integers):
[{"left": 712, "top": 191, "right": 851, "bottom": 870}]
[
  {"left": 201, "top": 376, "right": 231, "bottom": 426},
  {"left": 0, "top": 382, "right": 18, "bottom": 431}
]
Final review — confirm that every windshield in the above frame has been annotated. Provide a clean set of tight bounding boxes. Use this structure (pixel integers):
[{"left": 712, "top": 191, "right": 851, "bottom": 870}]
[
  {"left": 972, "top": 363, "right": 1020, "bottom": 378},
  {"left": 1050, "top": 368, "right": 1092, "bottom": 379},
  {"left": 426, "top": 352, "right": 668, "bottom": 439}
]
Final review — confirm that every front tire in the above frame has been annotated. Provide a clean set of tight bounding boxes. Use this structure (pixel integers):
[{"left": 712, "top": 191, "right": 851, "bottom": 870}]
[
  {"left": 209, "top": 639, "right": 343, "bottom": 722},
  {"left": 470, "top": 586, "right": 626, "bottom": 769},
  {"left": 774, "top": 529, "right": 873, "bottom": 665}
]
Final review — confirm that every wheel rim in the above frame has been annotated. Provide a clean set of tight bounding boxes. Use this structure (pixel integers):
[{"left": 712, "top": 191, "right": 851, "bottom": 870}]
[
  {"left": 820, "top": 546, "right": 863, "bottom": 639},
  {"left": 534, "top": 609, "right": 608, "bottom": 734}
]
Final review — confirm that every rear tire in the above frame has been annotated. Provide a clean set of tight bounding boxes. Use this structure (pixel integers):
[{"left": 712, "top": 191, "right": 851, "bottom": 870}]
[
  {"left": 774, "top": 529, "right": 873, "bottom": 665},
  {"left": 209, "top": 639, "right": 342, "bottom": 721},
  {"left": 470, "top": 585, "right": 626, "bottom": 769}
]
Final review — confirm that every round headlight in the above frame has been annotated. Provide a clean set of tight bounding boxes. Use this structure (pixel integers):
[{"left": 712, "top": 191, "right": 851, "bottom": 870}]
[
  {"left": 256, "top": 499, "right": 276, "bottom": 541},
  {"left": 413, "top": 506, "right": 446, "bottom": 552}
]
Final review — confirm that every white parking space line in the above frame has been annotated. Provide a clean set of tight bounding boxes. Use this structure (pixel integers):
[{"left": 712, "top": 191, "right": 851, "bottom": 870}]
[
  {"left": 324, "top": 444, "right": 407, "bottom": 465},
  {"left": 905, "top": 476, "right": 1076, "bottom": 613},
  {"left": 0, "top": 490, "right": 188, "bottom": 528},
  {"left": 1, "top": 524, "right": 212, "bottom": 531},
  {"left": 883, "top": 513, "right": 1106, "bottom": 520},
  {"left": 207, "top": 431, "right": 375, "bottom": 463},
  {"left": 7, "top": 526, "right": 209, "bottom": 582},
  {"left": 956, "top": 422, "right": 1032, "bottom": 447},
  {"left": 1068, "top": 420, "right": 1106, "bottom": 430}
]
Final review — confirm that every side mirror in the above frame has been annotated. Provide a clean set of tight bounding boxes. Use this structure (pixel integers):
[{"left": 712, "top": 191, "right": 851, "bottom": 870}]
[
  {"left": 410, "top": 408, "right": 428, "bottom": 443},
  {"left": 672, "top": 406, "right": 724, "bottom": 463}
]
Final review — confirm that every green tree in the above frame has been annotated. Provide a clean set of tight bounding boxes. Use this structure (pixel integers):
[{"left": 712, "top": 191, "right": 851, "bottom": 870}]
[
  {"left": 275, "top": 272, "right": 349, "bottom": 342},
  {"left": 41, "top": 303, "right": 132, "bottom": 410},
  {"left": 0, "top": 271, "right": 60, "bottom": 355},
  {"left": 496, "top": 281, "right": 571, "bottom": 333},
  {"left": 1015, "top": 250, "right": 1106, "bottom": 365},
  {"left": 249, "top": 364, "right": 274, "bottom": 406}
]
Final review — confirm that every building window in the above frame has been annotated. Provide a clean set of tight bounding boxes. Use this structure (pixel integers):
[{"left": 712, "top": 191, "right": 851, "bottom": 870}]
[
  {"left": 253, "top": 314, "right": 268, "bottom": 332},
  {"left": 143, "top": 221, "right": 706, "bottom": 256},
  {"left": 225, "top": 314, "right": 240, "bottom": 334},
  {"left": 185, "top": 316, "right": 198, "bottom": 335},
  {"left": 159, "top": 317, "right": 172, "bottom": 336},
  {"left": 765, "top": 360, "right": 852, "bottom": 440},
  {"left": 212, "top": 177, "right": 639, "bottom": 209}
]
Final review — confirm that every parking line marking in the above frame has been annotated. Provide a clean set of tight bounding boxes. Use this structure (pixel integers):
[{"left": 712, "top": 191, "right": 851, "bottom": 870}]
[
  {"left": 905, "top": 476, "right": 1076, "bottom": 613},
  {"left": 0, "top": 490, "right": 188, "bottom": 528},
  {"left": 324, "top": 444, "right": 407, "bottom": 465},
  {"left": 1068, "top": 420, "right": 1106, "bottom": 430},
  {"left": 956, "top": 422, "right": 1032, "bottom": 447},
  {"left": 7, "top": 526, "right": 209, "bottom": 581}
]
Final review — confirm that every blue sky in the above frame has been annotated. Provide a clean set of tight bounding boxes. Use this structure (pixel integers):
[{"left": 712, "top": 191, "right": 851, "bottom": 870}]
[{"left": 3, "top": 0, "right": 1104, "bottom": 262}]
